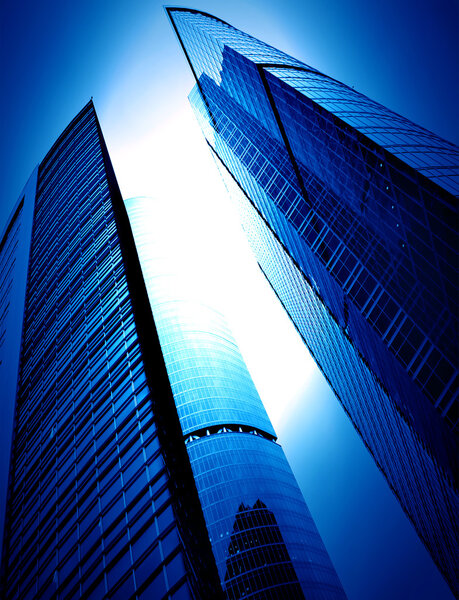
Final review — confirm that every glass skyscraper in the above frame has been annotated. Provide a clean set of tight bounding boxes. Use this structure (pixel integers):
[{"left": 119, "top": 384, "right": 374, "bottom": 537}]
[
  {"left": 0, "top": 101, "right": 346, "bottom": 599},
  {"left": 0, "top": 101, "right": 222, "bottom": 600},
  {"left": 166, "top": 7, "right": 458, "bottom": 594},
  {"left": 125, "top": 197, "right": 346, "bottom": 599}
]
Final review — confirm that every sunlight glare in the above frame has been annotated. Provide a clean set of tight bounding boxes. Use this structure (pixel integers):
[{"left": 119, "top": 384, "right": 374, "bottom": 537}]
[{"left": 107, "top": 99, "right": 317, "bottom": 428}]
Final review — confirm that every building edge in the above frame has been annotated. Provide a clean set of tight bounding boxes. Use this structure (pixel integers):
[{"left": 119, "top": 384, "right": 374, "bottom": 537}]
[{"left": 92, "top": 103, "right": 224, "bottom": 597}]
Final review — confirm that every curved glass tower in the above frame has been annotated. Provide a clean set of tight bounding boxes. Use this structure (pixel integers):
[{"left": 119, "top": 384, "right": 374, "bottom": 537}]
[{"left": 125, "top": 197, "right": 346, "bottom": 599}]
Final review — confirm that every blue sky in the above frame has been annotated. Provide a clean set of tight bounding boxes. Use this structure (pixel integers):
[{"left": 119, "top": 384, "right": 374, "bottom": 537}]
[
  {"left": 0, "top": 2, "right": 457, "bottom": 598},
  {"left": 0, "top": 0, "right": 458, "bottom": 225}
]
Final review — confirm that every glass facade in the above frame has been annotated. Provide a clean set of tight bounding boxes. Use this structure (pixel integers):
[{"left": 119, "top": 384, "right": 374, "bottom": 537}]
[
  {"left": 0, "top": 169, "right": 37, "bottom": 550},
  {"left": 125, "top": 197, "right": 347, "bottom": 599},
  {"left": 0, "top": 102, "right": 221, "bottom": 599},
  {"left": 167, "top": 8, "right": 458, "bottom": 595}
]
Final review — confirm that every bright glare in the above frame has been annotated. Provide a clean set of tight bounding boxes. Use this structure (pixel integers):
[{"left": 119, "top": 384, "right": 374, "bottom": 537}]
[{"left": 106, "top": 101, "right": 316, "bottom": 428}]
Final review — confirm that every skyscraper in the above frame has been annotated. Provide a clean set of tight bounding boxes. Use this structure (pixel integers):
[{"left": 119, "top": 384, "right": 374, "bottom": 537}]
[
  {"left": 123, "top": 197, "right": 346, "bottom": 598},
  {"left": 0, "top": 100, "right": 221, "bottom": 600},
  {"left": 166, "top": 7, "right": 459, "bottom": 594},
  {"left": 0, "top": 101, "right": 346, "bottom": 599}
]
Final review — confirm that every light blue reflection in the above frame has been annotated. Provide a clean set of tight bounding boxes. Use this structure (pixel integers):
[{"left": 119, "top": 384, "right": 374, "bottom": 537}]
[{"left": 126, "top": 196, "right": 347, "bottom": 598}]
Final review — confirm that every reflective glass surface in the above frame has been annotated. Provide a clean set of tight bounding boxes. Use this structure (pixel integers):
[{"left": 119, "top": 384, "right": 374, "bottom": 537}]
[
  {"left": 168, "top": 8, "right": 458, "bottom": 594},
  {"left": 1, "top": 103, "right": 202, "bottom": 600},
  {"left": 0, "top": 170, "right": 36, "bottom": 549},
  {"left": 126, "top": 197, "right": 347, "bottom": 599}
]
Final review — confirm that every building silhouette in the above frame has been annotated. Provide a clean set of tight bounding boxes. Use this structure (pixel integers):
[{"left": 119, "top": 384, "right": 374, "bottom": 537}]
[
  {"left": 224, "top": 500, "right": 305, "bottom": 600},
  {"left": 0, "top": 102, "right": 346, "bottom": 599},
  {"left": 166, "top": 7, "right": 458, "bottom": 594}
]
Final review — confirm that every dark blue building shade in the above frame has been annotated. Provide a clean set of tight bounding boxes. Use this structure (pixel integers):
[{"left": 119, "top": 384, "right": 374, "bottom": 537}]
[
  {"left": 0, "top": 169, "right": 37, "bottom": 551},
  {"left": 0, "top": 101, "right": 222, "bottom": 600},
  {"left": 166, "top": 7, "right": 459, "bottom": 595},
  {"left": 125, "top": 198, "right": 347, "bottom": 599}
]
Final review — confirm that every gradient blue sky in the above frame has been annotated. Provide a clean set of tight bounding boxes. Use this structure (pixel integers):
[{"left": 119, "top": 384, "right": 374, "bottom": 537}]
[{"left": 0, "top": 2, "right": 457, "bottom": 599}]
